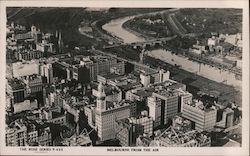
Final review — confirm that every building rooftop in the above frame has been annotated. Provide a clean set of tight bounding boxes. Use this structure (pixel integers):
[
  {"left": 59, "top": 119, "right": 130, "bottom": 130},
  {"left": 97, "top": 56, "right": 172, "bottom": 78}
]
[
  {"left": 128, "top": 115, "right": 153, "bottom": 123},
  {"left": 119, "top": 82, "right": 142, "bottom": 91},
  {"left": 105, "top": 100, "right": 130, "bottom": 111},
  {"left": 8, "top": 78, "right": 26, "bottom": 90},
  {"left": 116, "top": 118, "right": 131, "bottom": 128},
  {"left": 116, "top": 112, "right": 152, "bottom": 126},
  {"left": 12, "top": 59, "right": 40, "bottom": 65},
  {"left": 172, "top": 115, "right": 192, "bottom": 132},
  {"left": 184, "top": 99, "right": 216, "bottom": 112},
  {"left": 156, "top": 126, "right": 210, "bottom": 146},
  {"left": 78, "top": 55, "right": 113, "bottom": 64},
  {"left": 130, "top": 79, "right": 185, "bottom": 98},
  {"left": 9, "top": 119, "right": 26, "bottom": 130},
  {"left": 153, "top": 88, "right": 178, "bottom": 98},
  {"left": 61, "top": 129, "right": 92, "bottom": 146},
  {"left": 134, "top": 87, "right": 155, "bottom": 97},
  {"left": 101, "top": 73, "right": 122, "bottom": 80},
  {"left": 137, "top": 135, "right": 153, "bottom": 146},
  {"left": 51, "top": 53, "right": 72, "bottom": 60},
  {"left": 23, "top": 74, "right": 42, "bottom": 81},
  {"left": 153, "top": 79, "right": 185, "bottom": 90},
  {"left": 56, "top": 61, "right": 71, "bottom": 68},
  {"left": 93, "top": 83, "right": 120, "bottom": 96},
  {"left": 52, "top": 111, "right": 65, "bottom": 119},
  {"left": 90, "top": 55, "right": 112, "bottom": 63}
]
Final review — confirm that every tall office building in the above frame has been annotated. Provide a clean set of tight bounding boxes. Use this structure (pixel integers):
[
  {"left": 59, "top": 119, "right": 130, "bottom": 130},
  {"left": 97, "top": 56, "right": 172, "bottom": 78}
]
[
  {"left": 182, "top": 100, "right": 217, "bottom": 132},
  {"left": 39, "top": 63, "right": 54, "bottom": 84},
  {"left": 8, "top": 79, "right": 26, "bottom": 103},
  {"left": 92, "top": 83, "right": 122, "bottom": 103},
  {"left": 128, "top": 111, "right": 153, "bottom": 137},
  {"left": 96, "top": 82, "right": 107, "bottom": 112},
  {"left": 115, "top": 111, "right": 153, "bottom": 146},
  {"left": 23, "top": 75, "right": 43, "bottom": 94},
  {"left": 95, "top": 82, "right": 130, "bottom": 141},
  {"left": 159, "top": 69, "right": 170, "bottom": 83},
  {"left": 147, "top": 89, "right": 179, "bottom": 128},
  {"left": 115, "top": 118, "right": 135, "bottom": 146},
  {"left": 177, "top": 89, "right": 193, "bottom": 113},
  {"left": 140, "top": 72, "right": 151, "bottom": 87},
  {"left": 84, "top": 104, "right": 96, "bottom": 128},
  {"left": 216, "top": 108, "right": 234, "bottom": 129}
]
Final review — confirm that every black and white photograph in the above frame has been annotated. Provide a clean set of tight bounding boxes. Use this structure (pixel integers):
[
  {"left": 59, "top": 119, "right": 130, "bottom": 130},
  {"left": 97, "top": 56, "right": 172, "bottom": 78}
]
[{"left": 0, "top": 0, "right": 249, "bottom": 155}]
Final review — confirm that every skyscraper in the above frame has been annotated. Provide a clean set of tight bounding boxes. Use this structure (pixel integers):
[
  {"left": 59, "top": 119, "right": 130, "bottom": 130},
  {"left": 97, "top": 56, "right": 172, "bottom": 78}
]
[
  {"left": 95, "top": 82, "right": 130, "bottom": 141},
  {"left": 39, "top": 63, "right": 54, "bottom": 84},
  {"left": 148, "top": 89, "right": 179, "bottom": 128},
  {"left": 182, "top": 100, "right": 217, "bottom": 132}
]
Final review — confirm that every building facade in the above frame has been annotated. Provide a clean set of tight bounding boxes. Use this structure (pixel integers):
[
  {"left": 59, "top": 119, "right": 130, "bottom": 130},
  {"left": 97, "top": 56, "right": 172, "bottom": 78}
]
[
  {"left": 39, "top": 63, "right": 54, "bottom": 84},
  {"left": 182, "top": 100, "right": 217, "bottom": 132},
  {"left": 148, "top": 90, "right": 179, "bottom": 128},
  {"left": 115, "top": 112, "right": 153, "bottom": 147},
  {"left": 6, "top": 120, "right": 27, "bottom": 146},
  {"left": 15, "top": 50, "right": 44, "bottom": 61},
  {"left": 95, "top": 82, "right": 130, "bottom": 141}
]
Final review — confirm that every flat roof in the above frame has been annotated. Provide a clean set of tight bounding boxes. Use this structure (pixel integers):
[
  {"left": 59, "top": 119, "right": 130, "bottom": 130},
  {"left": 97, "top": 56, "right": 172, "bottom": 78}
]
[
  {"left": 119, "top": 82, "right": 142, "bottom": 91},
  {"left": 9, "top": 79, "right": 25, "bottom": 90}
]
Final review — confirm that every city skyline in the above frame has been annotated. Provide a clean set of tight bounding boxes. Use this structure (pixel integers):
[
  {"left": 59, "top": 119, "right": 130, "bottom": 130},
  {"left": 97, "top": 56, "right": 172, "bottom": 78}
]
[{"left": 2, "top": 6, "right": 247, "bottom": 154}]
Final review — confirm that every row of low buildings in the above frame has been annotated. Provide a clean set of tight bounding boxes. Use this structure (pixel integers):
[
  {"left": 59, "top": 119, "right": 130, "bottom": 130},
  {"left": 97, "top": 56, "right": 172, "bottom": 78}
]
[
  {"left": 9, "top": 53, "right": 170, "bottom": 90},
  {"left": 188, "top": 33, "right": 242, "bottom": 69},
  {"left": 52, "top": 55, "right": 125, "bottom": 83},
  {"left": 6, "top": 71, "right": 53, "bottom": 113},
  {"left": 6, "top": 23, "right": 63, "bottom": 61},
  {"left": 6, "top": 118, "right": 52, "bottom": 146}
]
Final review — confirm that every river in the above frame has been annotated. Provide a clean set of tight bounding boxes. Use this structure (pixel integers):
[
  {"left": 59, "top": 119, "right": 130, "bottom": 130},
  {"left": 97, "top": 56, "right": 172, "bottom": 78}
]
[
  {"left": 102, "top": 16, "right": 145, "bottom": 44},
  {"left": 102, "top": 13, "right": 241, "bottom": 89}
]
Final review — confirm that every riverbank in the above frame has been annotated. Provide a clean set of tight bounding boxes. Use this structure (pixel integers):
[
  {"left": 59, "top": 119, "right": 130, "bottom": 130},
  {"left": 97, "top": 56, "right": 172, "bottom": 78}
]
[
  {"left": 122, "top": 18, "right": 153, "bottom": 40},
  {"left": 102, "top": 9, "right": 179, "bottom": 44},
  {"left": 95, "top": 8, "right": 165, "bottom": 44},
  {"left": 120, "top": 9, "right": 242, "bottom": 77},
  {"left": 146, "top": 49, "right": 241, "bottom": 88}
]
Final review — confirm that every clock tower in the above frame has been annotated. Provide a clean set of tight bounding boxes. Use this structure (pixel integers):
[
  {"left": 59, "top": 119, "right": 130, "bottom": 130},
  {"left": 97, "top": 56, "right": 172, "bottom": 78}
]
[{"left": 96, "top": 82, "right": 106, "bottom": 112}]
